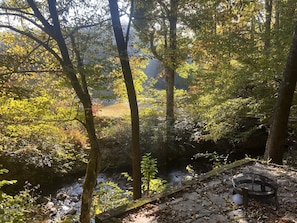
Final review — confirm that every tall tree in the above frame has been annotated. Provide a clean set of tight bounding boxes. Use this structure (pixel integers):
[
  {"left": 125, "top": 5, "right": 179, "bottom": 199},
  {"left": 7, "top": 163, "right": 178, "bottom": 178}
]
[
  {"left": 264, "top": 22, "right": 297, "bottom": 164},
  {"left": 108, "top": 0, "right": 141, "bottom": 199},
  {"left": 134, "top": 0, "right": 183, "bottom": 161},
  {"left": 0, "top": 1, "right": 108, "bottom": 222}
]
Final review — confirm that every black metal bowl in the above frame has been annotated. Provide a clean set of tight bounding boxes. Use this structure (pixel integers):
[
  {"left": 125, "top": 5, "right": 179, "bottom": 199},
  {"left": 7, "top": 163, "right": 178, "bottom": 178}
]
[{"left": 232, "top": 173, "right": 278, "bottom": 198}]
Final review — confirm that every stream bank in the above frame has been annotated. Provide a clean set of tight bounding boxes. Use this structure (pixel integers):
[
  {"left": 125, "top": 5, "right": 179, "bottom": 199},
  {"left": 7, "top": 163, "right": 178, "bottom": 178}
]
[{"left": 42, "top": 162, "right": 194, "bottom": 222}]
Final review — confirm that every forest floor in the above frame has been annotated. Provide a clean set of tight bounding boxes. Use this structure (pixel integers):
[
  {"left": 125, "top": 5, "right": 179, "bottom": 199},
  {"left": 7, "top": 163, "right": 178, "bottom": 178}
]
[{"left": 107, "top": 160, "right": 297, "bottom": 223}]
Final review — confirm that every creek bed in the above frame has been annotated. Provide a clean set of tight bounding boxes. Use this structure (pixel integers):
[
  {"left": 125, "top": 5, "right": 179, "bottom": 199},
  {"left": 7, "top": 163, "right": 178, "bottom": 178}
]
[{"left": 43, "top": 167, "right": 190, "bottom": 222}]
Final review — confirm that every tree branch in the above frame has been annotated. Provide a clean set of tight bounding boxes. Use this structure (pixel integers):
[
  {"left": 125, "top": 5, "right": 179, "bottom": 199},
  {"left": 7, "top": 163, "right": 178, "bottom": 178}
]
[
  {"left": 0, "top": 69, "right": 63, "bottom": 76},
  {"left": 0, "top": 24, "right": 63, "bottom": 64},
  {"left": 125, "top": 0, "right": 134, "bottom": 49},
  {"left": 26, "top": 0, "right": 55, "bottom": 37},
  {"left": 0, "top": 12, "right": 45, "bottom": 31},
  {"left": 157, "top": 0, "right": 170, "bottom": 16},
  {"left": 0, "top": 5, "right": 34, "bottom": 17},
  {"left": 149, "top": 30, "right": 163, "bottom": 61},
  {"left": 70, "top": 33, "right": 88, "bottom": 94}
]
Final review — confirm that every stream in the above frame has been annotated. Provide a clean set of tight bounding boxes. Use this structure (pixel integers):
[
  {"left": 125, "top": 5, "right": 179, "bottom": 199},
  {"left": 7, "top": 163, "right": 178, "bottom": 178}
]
[{"left": 43, "top": 166, "right": 190, "bottom": 222}]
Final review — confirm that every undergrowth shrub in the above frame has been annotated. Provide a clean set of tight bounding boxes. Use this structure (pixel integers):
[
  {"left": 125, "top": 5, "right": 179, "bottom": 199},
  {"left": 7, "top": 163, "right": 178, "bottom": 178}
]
[
  {"left": 0, "top": 169, "right": 40, "bottom": 223},
  {"left": 93, "top": 181, "right": 132, "bottom": 215},
  {"left": 122, "top": 153, "right": 168, "bottom": 197}
]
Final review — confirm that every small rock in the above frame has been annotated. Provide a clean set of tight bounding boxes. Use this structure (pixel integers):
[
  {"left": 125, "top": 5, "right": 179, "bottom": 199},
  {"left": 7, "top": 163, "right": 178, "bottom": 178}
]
[
  {"left": 207, "top": 193, "right": 226, "bottom": 206},
  {"left": 66, "top": 208, "right": 77, "bottom": 215},
  {"left": 201, "top": 199, "right": 211, "bottom": 207},
  {"left": 49, "top": 207, "right": 57, "bottom": 216},
  {"left": 228, "top": 209, "right": 245, "bottom": 219},
  {"left": 70, "top": 195, "right": 80, "bottom": 202},
  {"left": 183, "top": 192, "right": 198, "bottom": 201},
  {"left": 57, "top": 192, "right": 68, "bottom": 201},
  {"left": 45, "top": 201, "right": 55, "bottom": 210},
  {"left": 61, "top": 205, "right": 70, "bottom": 211},
  {"left": 207, "top": 180, "right": 221, "bottom": 188},
  {"left": 212, "top": 214, "right": 228, "bottom": 223}
]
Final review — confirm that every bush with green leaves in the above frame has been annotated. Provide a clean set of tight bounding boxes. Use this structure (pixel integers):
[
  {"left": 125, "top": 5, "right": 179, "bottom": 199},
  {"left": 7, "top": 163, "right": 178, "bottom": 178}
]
[
  {"left": 0, "top": 169, "right": 40, "bottom": 223},
  {"left": 139, "top": 111, "right": 167, "bottom": 154},
  {"left": 122, "top": 153, "right": 168, "bottom": 197},
  {"left": 141, "top": 153, "right": 158, "bottom": 196},
  {"left": 92, "top": 181, "right": 132, "bottom": 215},
  {"left": 193, "top": 151, "right": 229, "bottom": 169},
  {"left": 141, "top": 153, "right": 168, "bottom": 196}
]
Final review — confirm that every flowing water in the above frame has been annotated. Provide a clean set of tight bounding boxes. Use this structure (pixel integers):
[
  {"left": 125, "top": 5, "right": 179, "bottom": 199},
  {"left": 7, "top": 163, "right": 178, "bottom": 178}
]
[{"left": 44, "top": 167, "right": 190, "bottom": 222}]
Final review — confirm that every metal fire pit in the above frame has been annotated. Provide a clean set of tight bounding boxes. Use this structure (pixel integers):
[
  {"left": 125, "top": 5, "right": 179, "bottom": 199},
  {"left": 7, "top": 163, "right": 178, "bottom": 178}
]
[{"left": 232, "top": 172, "right": 279, "bottom": 208}]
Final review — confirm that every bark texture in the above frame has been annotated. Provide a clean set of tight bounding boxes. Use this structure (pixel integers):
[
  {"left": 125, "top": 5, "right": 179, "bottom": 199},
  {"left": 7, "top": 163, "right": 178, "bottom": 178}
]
[
  {"left": 26, "top": 1, "right": 101, "bottom": 222},
  {"left": 164, "top": 0, "right": 178, "bottom": 161},
  {"left": 109, "top": 0, "right": 141, "bottom": 199},
  {"left": 264, "top": 23, "right": 297, "bottom": 164}
]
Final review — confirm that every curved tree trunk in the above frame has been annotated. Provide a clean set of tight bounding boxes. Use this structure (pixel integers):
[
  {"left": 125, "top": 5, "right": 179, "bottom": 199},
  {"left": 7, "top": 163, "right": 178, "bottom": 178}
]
[
  {"left": 264, "top": 22, "right": 297, "bottom": 164},
  {"left": 109, "top": 0, "right": 141, "bottom": 200},
  {"left": 26, "top": 1, "right": 101, "bottom": 222},
  {"left": 80, "top": 107, "right": 101, "bottom": 223}
]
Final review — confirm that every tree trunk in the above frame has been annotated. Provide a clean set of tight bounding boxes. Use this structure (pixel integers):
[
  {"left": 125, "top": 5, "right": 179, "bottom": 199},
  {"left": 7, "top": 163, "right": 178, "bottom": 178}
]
[
  {"left": 264, "top": 22, "right": 297, "bottom": 164},
  {"left": 164, "top": 0, "right": 178, "bottom": 162},
  {"left": 80, "top": 104, "right": 101, "bottom": 223},
  {"left": 25, "top": 2, "right": 101, "bottom": 222},
  {"left": 109, "top": 0, "right": 141, "bottom": 200},
  {"left": 164, "top": 65, "right": 175, "bottom": 160}
]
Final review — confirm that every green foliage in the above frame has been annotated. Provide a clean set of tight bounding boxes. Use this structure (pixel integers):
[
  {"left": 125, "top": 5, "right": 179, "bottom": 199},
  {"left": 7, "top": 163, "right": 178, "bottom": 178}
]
[
  {"left": 183, "top": 0, "right": 297, "bottom": 145},
  {"left": 0, "top": 31, "right": 60, "bottom": 98},
  {"left": 185, "top": 164, "right": 195, "bottom": 179},
  {"left": 193, "top": 151, "right": 229, "bottom": 169},
  {"left": 1, "top": 96, "right": 60, "bottom": 140},
  {"left": 0, "top": 188, "right": 39, "bottom": 223},
  {"left": 141, "top": 153, "right": 158, "bottom": 196},
  {"left": 141, "top": 153, "right": 167, "bottom": 196},
  {"left": 121, "top": 153, "right": 168, "bottom": 197},
  {"left": 202, "top": 97, "right": 260, "bottom": 142},
  {"left": 93, "top": 181, "right": 132, "bottom": 215},
  {"left": 0, "top": 169, "right": 39, "bottom": 223},
  {"left": 0, "top": 91, "right": 88, "bottom": 173},
  {"left": 0, "top": 169, "right": 17, "bottom": 188},
  {"left": 137, "top": 85, "right": 168, "bottom": 152},
  {"left": 0, "top": 65, "right": 80, "bottom": 150},
  {"left": 176, "top": 61, "right": 200, "bottom": 79},
  {"left": 121, "top": 172, "right": 133, "bottom": 182},
  {"left": 139, "top": 111, "right": 166, "bottom": 153},
  {"left": 0, "top": 44, "right": 88, "bottom": 172},
  {"left": 109, "top": 57, "right": 149, "bottom": 102}
]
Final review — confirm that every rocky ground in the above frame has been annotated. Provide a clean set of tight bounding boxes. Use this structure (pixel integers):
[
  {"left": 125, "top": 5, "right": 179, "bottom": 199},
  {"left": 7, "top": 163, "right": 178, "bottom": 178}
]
[{"left": 117, "top": 161, "right": 297, "bottom": 223}]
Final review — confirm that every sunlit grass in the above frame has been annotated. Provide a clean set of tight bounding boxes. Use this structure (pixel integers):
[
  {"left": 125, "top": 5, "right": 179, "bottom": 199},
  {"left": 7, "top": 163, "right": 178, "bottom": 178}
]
[{"left": 95, "top": 103, "right": 130, "bottom": 118}]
